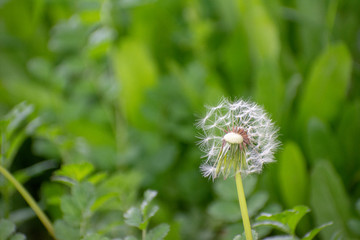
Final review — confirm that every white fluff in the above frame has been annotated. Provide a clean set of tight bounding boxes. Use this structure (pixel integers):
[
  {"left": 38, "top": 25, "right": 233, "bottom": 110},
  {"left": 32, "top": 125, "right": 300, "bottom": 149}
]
[{"left": 197, "top": 98, "right": 280, "bottom": 179}]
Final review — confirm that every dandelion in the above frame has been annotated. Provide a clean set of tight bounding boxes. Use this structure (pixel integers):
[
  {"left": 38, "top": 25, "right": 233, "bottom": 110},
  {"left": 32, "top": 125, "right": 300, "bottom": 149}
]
[
  {"left": 197, "top": 98, "right": 280, "bottom": 179},
  {"left": 197, "top": 98, "right": 280, "bottom": 240}
]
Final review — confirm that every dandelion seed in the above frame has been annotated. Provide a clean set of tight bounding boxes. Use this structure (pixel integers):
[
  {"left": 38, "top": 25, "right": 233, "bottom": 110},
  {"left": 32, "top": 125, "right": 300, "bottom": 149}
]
[{"left": 197, "top": 98, "right": 280, "bottom": 180}]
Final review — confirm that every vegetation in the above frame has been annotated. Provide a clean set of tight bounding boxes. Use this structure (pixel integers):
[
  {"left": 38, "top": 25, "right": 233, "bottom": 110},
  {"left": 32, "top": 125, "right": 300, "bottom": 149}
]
[{"left": 0, "top": 0, "right": 360, "bottom": 239}]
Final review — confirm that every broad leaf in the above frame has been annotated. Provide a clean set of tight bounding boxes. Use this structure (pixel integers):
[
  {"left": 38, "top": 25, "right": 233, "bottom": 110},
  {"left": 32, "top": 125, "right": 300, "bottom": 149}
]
[
  {"left": 255, "top": 206, "right": 310, "bottom": 235},
  {"left": 208, "top": 200, "right": 241, "bottom": 222},
  {"left": 278, "top": 142, "right": 308, "bottom": 207},
  {"left": 310, "top": 161, "right": 352, "bottom": 239},
  {"left": 302, "top": 222, "right": 332, "bottom": 240},
  {"left": 124, "top": 207, "right": 142, "bottom": 228},
  {"left": 145, "top": 224, "right": 170, "bottom": 240},
  {"left": 54, "top": 220, "right": 80, "bottom": 240},
  {"left": 0, "top": 219, "right": 15, "bottom": 239},
  {"left": 297, "top": 43, "right": 351, "bottom": 137},
  {"left": 54, "top": 162, "right": 94, "bottom": 183}
]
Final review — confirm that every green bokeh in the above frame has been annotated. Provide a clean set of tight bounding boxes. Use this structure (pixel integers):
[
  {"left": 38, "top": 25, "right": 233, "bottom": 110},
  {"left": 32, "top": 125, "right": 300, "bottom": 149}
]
[{"left": 0, "top": 0, "right": 360, "bottom": 239}]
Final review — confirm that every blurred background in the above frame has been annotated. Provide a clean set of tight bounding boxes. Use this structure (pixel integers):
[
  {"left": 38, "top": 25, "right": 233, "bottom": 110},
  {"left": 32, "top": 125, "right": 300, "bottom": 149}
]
[{"left": 0, "top": 0, "right": 360, "bottom": 239}]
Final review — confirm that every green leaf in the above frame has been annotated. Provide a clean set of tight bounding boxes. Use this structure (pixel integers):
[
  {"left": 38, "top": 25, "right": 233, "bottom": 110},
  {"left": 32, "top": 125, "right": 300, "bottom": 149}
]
[
  {"left": 348, "top": 218, "right": 360, "bottom": 236},
  {"left": 278, "top": 142, "right": 308, "bottom": 207},
  {"left": 214, "top": 175, "right": 257, "bottom": 201},
  {"left": 72, "top": 182, "right": 96, "bottom": 211},
  {"left": 337, "top": 100, "right": 360, "bottom": 178},
  {"left": 145, "top": 223, "right": 170, "bottom": 240},
  {"left": 253, "top": 220, "right": 289, "bottom": 234},
  {"left": 237, "top": 0, "right": 284, "bottom": 118},
  {"left": 310, "top": 161, "right": 352, "bottom": 239},
  {"left": 306, "top": 118, "right": 342, "bottom": 169},
  {"left": 14, "top": 160, "right": 57, "bottom": 185},
  {"left": 302, "top": 222, "right": 332, "bottom": 240},
  {"left": 208, "top": 200, "right": 241, "bottom": 222},
  {"left": 54, "top": 220, "right": 80, "bottom": 240},
  {"left": 61, "top": 182, "right": 96, "bottom": 226},
  {"left": 255, "top": 206, "right": 310, "bottom": 235},
  {"left": 61, "top": 195, "right": 82, "bottom": 226},
  {"left": 9, "top": 233, "right": 26, "bottom": 240},
  {"left": 141, "top": 190, "right": 158, "bottom": 216},
  {"left": 112, "top": 38, "right": 158, "bottom": 129},
  {"left": 0, "top": 102, "right": 36, "bottom": 167},
  {"left": 124, "top": 207, "right": 142, "bottom": 228},
  {"left": 96, "top": 171, "right": 142, "bottom": 211},
  {"left": 54, "top": 162, "right": 94, "bottom": 183},
  {"left": 357, "top": 199, "right": 360, "bottom": 215},
  {"left": 298, "top": 43, "right": 351, "bottom": 132},
  {"left": 82, "top": 234, "right": 110, "bottom": 240},
  {"left": 0, "top": 219, "right": 15, "bottom": 240},
  {"left": 247, "top": 191, "right": 269, "bottom": 218}
]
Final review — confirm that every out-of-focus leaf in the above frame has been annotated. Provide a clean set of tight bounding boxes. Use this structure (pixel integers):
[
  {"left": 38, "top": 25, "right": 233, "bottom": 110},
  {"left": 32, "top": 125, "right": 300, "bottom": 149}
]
[
  {"left": 301, "top": 222, "right": 332, "bottom": 240},
  {"left": 208, "top": 201, "right": 241, "bottom": 222},
  {"left": 237, "top": 0, "right": 280, "bottom": 62},
  {"left": 255, "top": 206, "right": 310, "bottom": 235},
  {"left": 14, "top": 160, "right": 57, "bottom": 185},
  {"left": 296, "top": 0, "right": 328, "bottom": 65},
  {"left": 248, "top": 191, "right": 269, "bottom": 218},
  {"left": 54, "top": 162, "right": 94, "bottom": 183},
  {"left": 306, "top": 118, "right": 342, "bottom": 169},
  {"left": 86, "top": 27, "right": 115, "bottom": 59},
  {"left": 0, "top": 102, "right": 36, "bottom": 167},
  {"left": 96, "top": 171, "right": 142, "bottom": 211},
  {"left": 214, "top": 177, "right": 237, "bottom": 201},
  {"left": 54, "top": 220, "right": 80, "bottom": 240},
  {"left": 348, "top": 218, "right": 360, "bottom": 236},
  {"left": 141, "top": 190, "right": 157, "bottom": 216},
  {"left": 310, "top": 161, "right": 352, "bottom": 239},
  {"left": 0, "top": 219, "right": 15, "bottom": 239},
  {"left": 356, "top": 199, "right": 360, "bottom": 216},
  {"left": 139, "top": 190, "right": 159, "bottom": 230},
  {"left": 278, "top": 142, "right": 308, "bottom": 207},
  {"left": 112, "top": 38, "right": 157, "bottom": 129},
  {"left": 61, "top": 182, "right": 95, "bottom": 226},
  {"left": 237, "top": 0, "right": 283, "bottom": 118},
  {"left": 145, "top": 223, "right": 170, "bottom": 240},
  {"left": 338, "top": 100, "right": 360, "bottom": 180},
  {"left": 82, "top": 234, "right": 110, "bottom": 240},
  {"left": 297, "top": 43, "right": 351, "bottom": 133},
  {"left": 124, "top": 207, "right": 142, "bottom": 228},
  {"left": 49, "top": 16, "right": 89, "bottom": 53},
  {"left": 213, "top": 175, "right": 257, "bottom": 201},
  {"left": 9, "top": 233, "right": 25, "bottom": 240}
]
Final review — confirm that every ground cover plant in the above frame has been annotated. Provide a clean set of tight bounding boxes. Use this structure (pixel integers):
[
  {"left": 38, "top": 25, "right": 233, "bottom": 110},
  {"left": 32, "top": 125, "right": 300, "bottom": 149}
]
[{"left": 0, "top": 0, "right": 360, "bottom": 239}]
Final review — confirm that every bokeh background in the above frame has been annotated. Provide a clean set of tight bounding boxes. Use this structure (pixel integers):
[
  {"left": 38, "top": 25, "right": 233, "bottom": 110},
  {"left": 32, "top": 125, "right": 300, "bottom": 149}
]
[{"left": 0, "top": 0, "right": 360, "bottom": 239}]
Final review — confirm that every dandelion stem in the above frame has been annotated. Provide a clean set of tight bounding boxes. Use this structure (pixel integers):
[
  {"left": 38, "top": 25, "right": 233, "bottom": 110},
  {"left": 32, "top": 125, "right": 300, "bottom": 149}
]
[
  {"left": 235, "top": 171, "right": 253, "bottom": 240},
  {"left": 0, "top": 165, "right": 55, "bottom": 238}
]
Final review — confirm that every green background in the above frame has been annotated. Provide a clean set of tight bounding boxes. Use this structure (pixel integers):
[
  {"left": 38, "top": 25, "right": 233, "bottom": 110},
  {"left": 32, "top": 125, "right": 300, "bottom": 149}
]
[{"left": 0, "top": 0, "right": 359, "bottom": 239}]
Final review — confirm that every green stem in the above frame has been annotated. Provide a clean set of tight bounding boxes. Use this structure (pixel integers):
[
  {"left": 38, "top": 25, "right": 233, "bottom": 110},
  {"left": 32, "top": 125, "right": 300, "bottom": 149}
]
[
  {"left": 142, "top": 229, "right": 146, "bottom": 240},
  {"left": 235, "top": 171, "right": 253, "bottom": 240},
  {"left": 0, "top": 165, "right": 55, "bottom": 238}
]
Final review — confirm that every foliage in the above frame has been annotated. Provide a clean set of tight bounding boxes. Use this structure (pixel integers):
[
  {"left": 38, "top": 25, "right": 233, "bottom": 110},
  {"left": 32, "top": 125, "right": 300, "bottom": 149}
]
[
  {"left": 124, "top": 190, "right": 170, "bottom": 240},
  {"left": 0, "top": 0, "right": 360, "bottom": 239},
  {"left": 253, "top": 206, "right": 331, "bottom": 240},
  {"left": 0, "top": 219, "right": 26, "bottom": 240}
]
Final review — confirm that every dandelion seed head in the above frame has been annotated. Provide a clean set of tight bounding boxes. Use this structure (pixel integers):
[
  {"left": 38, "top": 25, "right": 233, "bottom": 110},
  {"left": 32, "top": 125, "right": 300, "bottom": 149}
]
[{"left": 197, "top": 98, "right": 280, "bottom": 179}]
